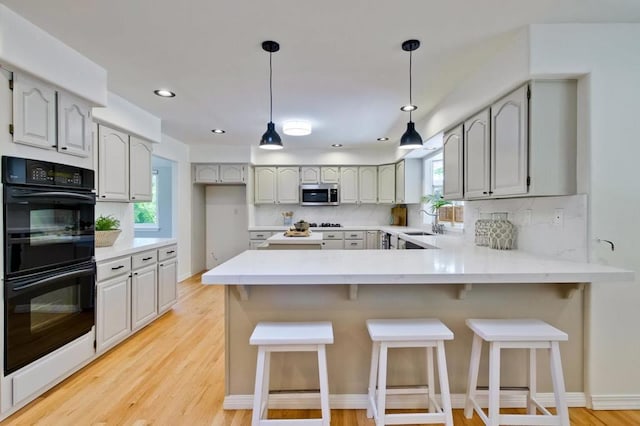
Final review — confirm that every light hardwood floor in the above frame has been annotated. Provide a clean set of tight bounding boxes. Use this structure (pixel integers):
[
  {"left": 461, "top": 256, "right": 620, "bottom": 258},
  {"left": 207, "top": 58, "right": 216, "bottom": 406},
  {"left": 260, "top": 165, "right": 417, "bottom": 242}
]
[{"left": 2, "top": 273, "right": 639, "bottom": 425}]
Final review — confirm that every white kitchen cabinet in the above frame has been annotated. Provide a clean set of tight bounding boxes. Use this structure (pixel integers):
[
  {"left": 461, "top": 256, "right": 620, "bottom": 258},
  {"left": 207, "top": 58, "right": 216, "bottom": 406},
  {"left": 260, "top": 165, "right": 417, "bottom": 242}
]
[
  {"left": 98, "top": 125, "right": 130, "bottom": 201},
  {"left": 254, "top": 167, "right": 277, "bottom": 204},
  {"left": 96, "top": 275, "right": 131, "bottom": 353},
  {"left": 12, "top": 72, "right": 56, "bottom": 150},
  {"left": 344, "top": 231, "right": 364, "bottom": 250},
  {"left": 300, "top": 167, "right": 320, "bottom": 184},
  {"left": 395, "top": 159, "right": 422, "bottom": 204},
  {"left": 131, "top": 263, "right": 158, "bottom": 331},
  {"left": 193, "top": 164, "right": 246, "bottom": 184},
  {"left": 340, "top": 167, "right": 358, "bottom": 204},
  {"left": 464, "top": 109, "right": 491, "bottom": 199},
  {"left": 158, "top": 260, "right": 177, "bottom": 314},
  {"left": 358, "top": 166, "right": 377, "bottom": 204},
  {"left": 320, "top": 167, "right": 340, "bottom": 183},
  {"left": 366, "top": 230, "right": 380, "bottom": 249},
  {"left": 129, "top": 136, "right": 153, "bottom": 202},
  {"left": 322, "top": 240, "right": 344, "bottom": 249},
  {"left": 249, "top": 231, "right": 273, "bottom": 249},
  {"left": 442, "top": 125, "right": 464, "bottom": 200},
  {"left": 57, "top": 91, "right": 92, "bottom": 157},
  {"left": 377, "top": 164, "right": 395, "bottom": 204},
  {"left": 276, "top": 167, "right": 300, "bottom": 204}
]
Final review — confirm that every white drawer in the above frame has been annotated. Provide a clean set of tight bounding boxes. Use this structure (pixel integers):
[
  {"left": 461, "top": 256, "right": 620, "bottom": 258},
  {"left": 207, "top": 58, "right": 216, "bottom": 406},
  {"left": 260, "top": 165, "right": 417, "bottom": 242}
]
[
  {"left": 97, "top": 257, "right": 131, "bottom": 282},
  {"left": 132, "top": 250, "right": 157, "bottom": 270},
  {"left": 344, "top": 231, "right": 364, "bottom": 240},
  {"left": 322, "top": 240, "right": 344, "bottom": 249},
  {"left": 249, "top": 231, "right": 273, "bottom": 240},
  {"left": 344, "top": 240, "right": 364, "bottom": 249},
  {"left": 158, "top": 244, "right": 178, "bottom": 261},
  {"left": 323, "top": 231, "right": 344, "bottom": 240}
]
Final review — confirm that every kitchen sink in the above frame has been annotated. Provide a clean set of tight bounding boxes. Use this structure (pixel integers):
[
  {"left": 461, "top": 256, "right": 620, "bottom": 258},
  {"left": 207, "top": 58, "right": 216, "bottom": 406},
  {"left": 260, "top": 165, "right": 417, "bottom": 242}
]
[{"left": 403, "top": 231, "right": 432, "bottom": 236}]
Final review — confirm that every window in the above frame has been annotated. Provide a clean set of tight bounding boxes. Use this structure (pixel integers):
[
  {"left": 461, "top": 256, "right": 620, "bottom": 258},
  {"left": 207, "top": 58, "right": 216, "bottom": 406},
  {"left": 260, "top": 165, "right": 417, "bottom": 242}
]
[
  {"left": 134, "top": 171, "right": 158, "bottom": 229},
  {"left": 422, "top": 151, "right": 464, "bottom": 228}
]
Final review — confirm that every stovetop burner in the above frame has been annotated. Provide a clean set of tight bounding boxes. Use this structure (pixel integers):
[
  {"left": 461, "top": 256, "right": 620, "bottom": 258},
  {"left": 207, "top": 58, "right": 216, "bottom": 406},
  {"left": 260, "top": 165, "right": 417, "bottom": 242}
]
[{"left": 308, "top": 223, "right": 342, "bottom": 228}]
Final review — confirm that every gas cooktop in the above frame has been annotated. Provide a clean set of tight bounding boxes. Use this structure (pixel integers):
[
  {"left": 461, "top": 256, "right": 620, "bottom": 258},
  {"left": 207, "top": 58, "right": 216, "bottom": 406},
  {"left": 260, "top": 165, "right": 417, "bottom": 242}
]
[{"left": 309, "top": 223, "right": 342, "bottom": 228}]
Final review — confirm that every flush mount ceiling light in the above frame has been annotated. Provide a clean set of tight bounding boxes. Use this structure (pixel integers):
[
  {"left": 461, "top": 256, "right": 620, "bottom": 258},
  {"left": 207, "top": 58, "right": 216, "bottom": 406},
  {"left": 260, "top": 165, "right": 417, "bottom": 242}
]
[
  {"left": 211, "top": 129, "right": 226, "bottom": 134},
  {"left": 377, "top": 137, "right": 390, "bottom": 141},
  {"left": 259, "top": 40, "right": 283, "bottom": 150},
  {"left": 331, "top": 143, "right": 343, "bottom": 148},
  {"left": 283, "top": 120, "right": 312, "bottom": 136},
  {"left": 154, "top": 89, "right": 175, "bottom": 98},
  {"left": 399, "top": 39, "right": 423, "bottom": 150}
]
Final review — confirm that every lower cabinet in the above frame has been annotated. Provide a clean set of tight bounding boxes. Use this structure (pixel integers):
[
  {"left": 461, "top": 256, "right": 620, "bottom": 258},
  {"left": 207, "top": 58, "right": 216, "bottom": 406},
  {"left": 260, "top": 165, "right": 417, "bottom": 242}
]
[
  {"left": 96, "top": 275, "right": 131, "bottom": 353},
  {"left": 158, "top": 259, "right": 178, "bottom": 314},
  {"left": 131, "top": 264, "right": 158, "bottom": 331}
]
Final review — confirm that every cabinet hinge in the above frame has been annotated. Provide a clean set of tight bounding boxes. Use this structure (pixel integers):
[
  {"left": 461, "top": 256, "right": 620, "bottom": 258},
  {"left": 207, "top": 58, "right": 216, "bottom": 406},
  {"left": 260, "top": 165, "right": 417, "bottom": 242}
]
[
  {"left": 8, "top": 79, "right": 13, "bottom": 90},
  {"left": 526, "top": 176, "right": 531, "bottom": 186},
  {"left": 9, "top": 124, "right": 14, "bottom": 135},
  {"left": 527, "top": 86, "right": 531, "bottom": 100},
  {"left": 93, "top": 340, "right": 97, "bottom": 350}
]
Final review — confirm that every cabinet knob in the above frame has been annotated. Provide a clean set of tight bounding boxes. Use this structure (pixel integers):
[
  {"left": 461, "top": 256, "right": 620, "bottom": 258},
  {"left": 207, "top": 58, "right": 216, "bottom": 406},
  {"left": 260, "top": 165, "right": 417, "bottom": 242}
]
[
  {"left": 483, "top": 191, "right": 488, "bottom": 194},
  {"left": 131, "top": 196, "right": 136, "bottom": 200},
  {"left": 101, "top": 195, "right": 106, "bottom": 198},
  {"left": 61, "top": 146, "right": 68, "bottom": 150}
]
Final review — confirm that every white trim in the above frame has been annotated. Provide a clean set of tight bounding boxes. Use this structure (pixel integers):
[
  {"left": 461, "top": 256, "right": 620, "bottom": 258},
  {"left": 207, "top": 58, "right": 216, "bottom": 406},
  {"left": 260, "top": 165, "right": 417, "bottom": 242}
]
[
  {"left": 590, "top": 395, "right": 640, "bottom": 410},
  {"left": 223, "top": 392, "right": 587, "bottom": 410}
]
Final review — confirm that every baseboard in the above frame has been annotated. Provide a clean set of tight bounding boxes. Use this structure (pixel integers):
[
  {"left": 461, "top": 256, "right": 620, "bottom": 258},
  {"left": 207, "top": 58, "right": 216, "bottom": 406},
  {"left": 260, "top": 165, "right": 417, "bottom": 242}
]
[
  {"left": 590, "top": 395, "right": 640, "bottom": 410},
  {"left": 223, "top": 392, "right": 587, "bottom": 410}
]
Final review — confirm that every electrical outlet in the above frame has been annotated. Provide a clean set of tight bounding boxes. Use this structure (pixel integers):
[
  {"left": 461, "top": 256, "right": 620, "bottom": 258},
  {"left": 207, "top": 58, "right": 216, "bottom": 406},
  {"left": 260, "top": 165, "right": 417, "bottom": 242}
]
[{"left": 553, "top": 209, "right": 564, "bottom": 227}]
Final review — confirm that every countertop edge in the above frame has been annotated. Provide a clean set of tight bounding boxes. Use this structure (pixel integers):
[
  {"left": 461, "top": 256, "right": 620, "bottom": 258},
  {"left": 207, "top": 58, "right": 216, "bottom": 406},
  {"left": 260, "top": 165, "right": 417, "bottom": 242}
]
[{"left": 95, "top": 238, "right": 177, "bottom": 262}]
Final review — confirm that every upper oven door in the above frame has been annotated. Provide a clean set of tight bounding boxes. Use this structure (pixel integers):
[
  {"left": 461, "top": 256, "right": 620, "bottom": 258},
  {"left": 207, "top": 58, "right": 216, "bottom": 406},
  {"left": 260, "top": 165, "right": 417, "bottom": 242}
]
[{"left": 4, "top": 185, "right": 96, "bottom": 279}]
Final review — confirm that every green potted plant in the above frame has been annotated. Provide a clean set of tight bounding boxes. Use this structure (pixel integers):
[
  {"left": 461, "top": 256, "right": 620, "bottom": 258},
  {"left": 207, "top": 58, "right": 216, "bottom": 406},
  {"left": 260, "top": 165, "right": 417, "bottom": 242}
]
[
  {"left": 95, "top": 214, "right": 121, "bottom": 247},
  {"left": 421, "top": 193, "right": 452, "bottom": 234}
]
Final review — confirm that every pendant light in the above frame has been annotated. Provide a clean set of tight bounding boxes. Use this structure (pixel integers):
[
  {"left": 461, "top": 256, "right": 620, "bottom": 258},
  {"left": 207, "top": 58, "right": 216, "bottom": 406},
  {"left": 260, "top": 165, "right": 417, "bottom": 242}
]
[
  {"left": 399, "top": 39, "right": 423, "bottom": 150},
  {"left": 259, "top": 40, "right": 283, "bottom": 150}
]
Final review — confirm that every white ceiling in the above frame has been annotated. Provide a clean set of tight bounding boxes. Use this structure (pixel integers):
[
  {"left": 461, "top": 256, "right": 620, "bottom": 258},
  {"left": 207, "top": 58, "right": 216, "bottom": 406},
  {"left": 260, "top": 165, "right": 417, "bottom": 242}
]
[{"left": 3, "top": 0, "right": 640, "bottom": 152}]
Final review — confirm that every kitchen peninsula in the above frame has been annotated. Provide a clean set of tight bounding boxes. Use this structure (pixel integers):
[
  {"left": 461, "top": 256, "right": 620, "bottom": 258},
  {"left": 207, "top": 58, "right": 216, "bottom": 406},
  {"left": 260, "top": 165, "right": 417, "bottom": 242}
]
[{"left": 202, "top": 234, "right": 634, "bottom": 409}]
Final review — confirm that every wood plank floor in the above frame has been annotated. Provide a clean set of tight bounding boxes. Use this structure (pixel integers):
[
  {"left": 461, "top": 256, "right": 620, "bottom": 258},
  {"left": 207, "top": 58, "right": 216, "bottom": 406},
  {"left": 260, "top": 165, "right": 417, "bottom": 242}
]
[{"left": 2, "top": 273, "right": 639, "bottom": 425}]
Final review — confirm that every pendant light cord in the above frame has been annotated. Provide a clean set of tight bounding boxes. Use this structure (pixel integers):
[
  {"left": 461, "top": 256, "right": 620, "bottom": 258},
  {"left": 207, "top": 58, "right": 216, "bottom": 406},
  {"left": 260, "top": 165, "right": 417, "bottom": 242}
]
[
  {"left": 409, "top": 49, "right": 413, "bottom": 122},
  {"left": 269, "top": 51, "right": 273, "bottom": 123}
]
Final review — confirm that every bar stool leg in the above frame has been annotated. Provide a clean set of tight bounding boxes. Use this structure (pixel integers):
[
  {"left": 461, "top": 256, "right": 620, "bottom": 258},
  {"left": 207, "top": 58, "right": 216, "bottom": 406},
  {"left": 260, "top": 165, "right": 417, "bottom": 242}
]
[
  {"left": 528, "top": 348, "right": 537, "bottom": 415},
  {"left": 464, "top": 333, "right": 482, "bottom": 418},
  {"left": 550, "top": 342, "right": 570, "bottom": 426},
  {"left": 317, "top": 344, "right": 330, "bottom": 426},
  {"left": 376, "top": 343, "right": 389, "bottom": 426},
  {"left": 426, "top": 346, "right": 436, "bottom": 413},
  {"left": 488, "top": 342, "right": 501, "bottom": 426},
  {"left": 252, "top": 347, "right": 267, "bottom": 426},
  {"left": 367, "top": 341, "right": 380, "bottom": 418},
  {"left": 436, "top": 340, "right": 454, "bottom": 426}
]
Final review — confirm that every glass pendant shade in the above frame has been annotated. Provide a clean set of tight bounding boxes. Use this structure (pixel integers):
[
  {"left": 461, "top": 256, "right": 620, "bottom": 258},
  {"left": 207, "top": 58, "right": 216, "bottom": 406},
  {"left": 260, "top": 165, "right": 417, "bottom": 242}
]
[
  {"left": 259, "top": 122, "right": 283, "bottom": 149},
  {"left": 399, "top": 121, "right": 423, "bottom": 149}
]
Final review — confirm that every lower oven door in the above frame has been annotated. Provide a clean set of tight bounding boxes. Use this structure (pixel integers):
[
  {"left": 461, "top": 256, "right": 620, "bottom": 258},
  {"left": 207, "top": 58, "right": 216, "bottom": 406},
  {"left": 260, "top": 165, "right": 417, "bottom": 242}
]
[{"left": 4, "top": 261, "right": 96, "bottom": 375}]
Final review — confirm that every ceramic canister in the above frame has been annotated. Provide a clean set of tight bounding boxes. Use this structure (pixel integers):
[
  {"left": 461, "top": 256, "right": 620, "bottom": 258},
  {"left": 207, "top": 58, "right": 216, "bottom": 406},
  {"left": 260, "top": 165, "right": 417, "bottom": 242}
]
[{"left": 488, "top": 212, "right": 516, "bottom": 250}]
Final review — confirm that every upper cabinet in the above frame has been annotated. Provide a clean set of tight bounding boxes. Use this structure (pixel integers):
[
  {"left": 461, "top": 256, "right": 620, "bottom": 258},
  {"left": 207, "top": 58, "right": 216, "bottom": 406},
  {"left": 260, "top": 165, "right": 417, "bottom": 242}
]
[
  {"left": 300, "top": 167, "right": 320, "bottom": 184},
  {"left": 442, "top": 125, "right": 464, "bottom": 200},
  {"left": 97, "top": 124, "right": 153, "bottom": 202},
  {"left": 193, "top": 164, "right": 245, "bottom": 184},
  {"left": 358, "top": 166, "right": 377, "bottom": 204},
  {"left": 320, "top": 167, "right": 340, "bottom": 184},
  {"left": 377, "top": 164, "right": 395, "bottom": 204},
  {"left": 453, "top": 81, "right": 577, "bottom": 200},
  {"left": 300, "top": 166, "right": 339, "bottom": 184},
  {"left": 340, "top": 167, "right": 358, "bottom": 204},
  {"left": 395, "top": 159, "right": 422, "bottom": 204},
  {"left": 254, "top": 166, "right": 299, "bottom": 204},
  {"left": 12, "top": 72, "right": 91, "bottom": 157}
]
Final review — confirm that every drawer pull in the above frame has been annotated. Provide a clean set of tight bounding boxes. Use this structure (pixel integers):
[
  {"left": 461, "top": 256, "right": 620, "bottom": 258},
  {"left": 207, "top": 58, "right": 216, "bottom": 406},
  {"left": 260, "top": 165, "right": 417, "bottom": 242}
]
[
  {"left": 350, "top": 234, "right": 357, "bottom": 237},
  {"left": 350, "top": 242, "right": 357, "bottom": 246},
  {"left": 111, "top": 265, "right": 125, "bottom": 270},
  {"left": 166, "top": 250, "right": 175, "bottom": 254},
  {"left": 142, "top": 257, "right": 153, "bottom": 261}
]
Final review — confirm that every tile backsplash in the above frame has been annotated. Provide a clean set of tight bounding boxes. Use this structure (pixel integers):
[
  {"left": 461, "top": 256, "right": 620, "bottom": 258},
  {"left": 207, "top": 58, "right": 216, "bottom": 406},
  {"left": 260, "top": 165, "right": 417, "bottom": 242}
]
[
  {"left": 254, "top": 204, "right": 396, "bottom": 226},
  {"left": 463, "top": 194, "right": 588, "bottom": 262}
]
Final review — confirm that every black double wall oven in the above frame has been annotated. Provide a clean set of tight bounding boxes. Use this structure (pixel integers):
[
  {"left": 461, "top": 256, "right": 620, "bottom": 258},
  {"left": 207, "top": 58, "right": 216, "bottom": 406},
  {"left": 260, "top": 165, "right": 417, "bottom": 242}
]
[{"left": 2, "top": 156, "right": 96, "bottom": 375}]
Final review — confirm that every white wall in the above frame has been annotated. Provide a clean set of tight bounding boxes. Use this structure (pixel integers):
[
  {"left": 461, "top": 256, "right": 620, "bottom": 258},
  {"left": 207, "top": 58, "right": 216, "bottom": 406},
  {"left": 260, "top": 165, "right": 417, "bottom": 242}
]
[
  {"left": 528, "top": 24, "right": 640, "bottom": 407},
  {"left": 205, "top": 186, "right": 249, "bottom": 268},
  {"left": 92, "top": 92, "right": 162, "bottom": 143}
]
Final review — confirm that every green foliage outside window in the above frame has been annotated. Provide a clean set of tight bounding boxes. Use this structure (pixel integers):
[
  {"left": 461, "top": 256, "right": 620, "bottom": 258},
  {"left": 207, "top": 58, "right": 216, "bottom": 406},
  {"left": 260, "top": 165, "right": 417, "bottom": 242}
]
[{"left": 134, "top": 173, "right": 158, "bottom": 225}]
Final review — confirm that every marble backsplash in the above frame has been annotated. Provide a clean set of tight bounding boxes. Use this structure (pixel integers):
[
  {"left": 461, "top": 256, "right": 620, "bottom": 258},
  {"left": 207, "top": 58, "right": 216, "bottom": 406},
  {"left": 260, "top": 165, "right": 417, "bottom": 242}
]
[
  {"left": 463, "top": 194, "right": 588, "bottom": 262},
  {"left": 254, "top": 203, "right": 396, "bottom": 226}
]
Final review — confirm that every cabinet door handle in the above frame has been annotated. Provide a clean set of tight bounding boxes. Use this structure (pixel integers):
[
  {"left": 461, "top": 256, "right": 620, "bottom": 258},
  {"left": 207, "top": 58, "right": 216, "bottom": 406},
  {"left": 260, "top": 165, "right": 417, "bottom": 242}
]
[
  {"left": 134, "top": 272, "right": 138, "bottom": 276},
  {"left": 142, "top": 257, "right": 153, "bottom": 261},
  {"left": 166, "top": 250, "right": 175, "bottom": 254},
  {"left": 60, "top": 146, "right": 68, "bottom": 150},
  {"left": 131, "top": 196, "right": 136, "bottom": 200},
  {"left": 111, "top": 265, "right": 125, "bottom": 270},
  {"left": 483, "top": 191, "right": 488, "bottom": 194}
]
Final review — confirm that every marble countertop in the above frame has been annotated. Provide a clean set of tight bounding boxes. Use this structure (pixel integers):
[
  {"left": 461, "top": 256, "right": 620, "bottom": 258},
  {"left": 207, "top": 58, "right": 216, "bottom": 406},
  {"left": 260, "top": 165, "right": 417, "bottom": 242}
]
[
  {"left": 267, "top": 232, "right": 323, "bottom": 244},
  {"left": 202, "top": 233, "right": 634, "bottom": 285},
  {"left": 95, "top": 237, "right": 177, "bottom": 261}
]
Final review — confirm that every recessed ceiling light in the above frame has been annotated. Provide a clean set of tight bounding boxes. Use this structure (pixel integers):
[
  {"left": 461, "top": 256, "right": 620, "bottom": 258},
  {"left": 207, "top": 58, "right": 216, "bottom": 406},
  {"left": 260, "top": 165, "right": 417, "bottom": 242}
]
[
  {"left": 283, "top": 120, "right": 312, "bottom": 136},
  {"left": 377, "top": 137, "right": 389, "bottom": 141},
  {"left": 331, "top": 144, "right": 343, "bottom": 148},
  {"left": 211, "top": 129, "right": 226, "bottom": 134},
  {"left": 400, "top": 104, "right": 417, "bottom": 112},
  {"left": 154, "top": 89, "right": 176, "bottom": 98}
]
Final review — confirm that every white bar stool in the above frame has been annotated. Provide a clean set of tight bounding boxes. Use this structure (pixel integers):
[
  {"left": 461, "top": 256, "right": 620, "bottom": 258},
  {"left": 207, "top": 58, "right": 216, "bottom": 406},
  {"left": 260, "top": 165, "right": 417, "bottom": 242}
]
[
  {"left": 464, "top": 318, "right": 570, "bottom": 426},
  {"left": 250, "top": 321, "right": 333, "bottom": 426},
  {"left": 366, "top": 319, "right": 454, "bottom": 426}
]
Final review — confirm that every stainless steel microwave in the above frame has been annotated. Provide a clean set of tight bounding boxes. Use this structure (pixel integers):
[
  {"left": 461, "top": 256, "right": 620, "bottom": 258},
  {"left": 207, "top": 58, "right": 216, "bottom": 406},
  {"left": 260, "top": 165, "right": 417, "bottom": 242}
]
[{"left": 300, "top": 184, "right": 339, "bottom": 206}]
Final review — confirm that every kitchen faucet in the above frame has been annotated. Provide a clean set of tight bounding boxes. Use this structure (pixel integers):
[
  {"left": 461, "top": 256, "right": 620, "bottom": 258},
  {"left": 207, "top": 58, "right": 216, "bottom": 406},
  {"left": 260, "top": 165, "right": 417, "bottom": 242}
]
[{"left": 419, "top": 209, "right": 445, "bottom": 234}]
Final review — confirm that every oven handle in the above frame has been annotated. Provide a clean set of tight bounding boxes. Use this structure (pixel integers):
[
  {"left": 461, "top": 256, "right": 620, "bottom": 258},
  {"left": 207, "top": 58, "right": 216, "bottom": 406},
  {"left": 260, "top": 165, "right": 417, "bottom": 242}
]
[
  {"left": 11, "top": 191, "right": 96, "bottom": 203},
  {"left": 12, "top": 267, "right": 95, "bottom": 292}
]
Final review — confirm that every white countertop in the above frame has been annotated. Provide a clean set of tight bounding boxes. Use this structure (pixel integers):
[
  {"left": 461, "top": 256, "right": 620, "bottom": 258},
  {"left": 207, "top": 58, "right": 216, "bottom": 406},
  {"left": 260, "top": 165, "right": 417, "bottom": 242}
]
[
  {"left": 267, "top": 232, "right": 324, "bottom": 244},
  {"left": 95, "top": 237, "right": 177, "bottom": 262},
  {"left": 202, "top": 234, "right": 634, "bottom": 285}
]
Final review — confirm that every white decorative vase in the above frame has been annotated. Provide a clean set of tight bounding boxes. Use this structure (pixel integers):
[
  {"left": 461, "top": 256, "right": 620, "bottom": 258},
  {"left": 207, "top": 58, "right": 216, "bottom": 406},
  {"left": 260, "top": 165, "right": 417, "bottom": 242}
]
[
  {"left": 95, "top": 230, "right": 121, "bottom": 247},
  {"left": 474, "top": 213, "right": 492, "bottom": 246},
  {"left": 488, "top": 213, "right": 515, "bottom": 250}
]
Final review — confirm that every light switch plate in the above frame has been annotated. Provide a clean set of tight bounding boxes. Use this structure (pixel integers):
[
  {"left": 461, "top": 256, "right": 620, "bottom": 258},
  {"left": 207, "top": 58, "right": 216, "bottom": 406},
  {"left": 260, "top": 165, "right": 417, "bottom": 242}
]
[{"left": 553, "top": 208, "right": 564, "bottom": 227}]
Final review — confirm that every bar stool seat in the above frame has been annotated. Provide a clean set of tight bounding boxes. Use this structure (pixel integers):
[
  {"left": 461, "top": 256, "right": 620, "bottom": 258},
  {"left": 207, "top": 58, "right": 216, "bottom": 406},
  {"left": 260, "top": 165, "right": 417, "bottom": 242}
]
[
  {"left": 366, "top": 318, "right": 454, "bottom": 426},
  {"left": 250, "top": 321, "right": 333, "bottom": 426},
  {"left": 464, "top": 318, "right": 570, "bottom": 426}
]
